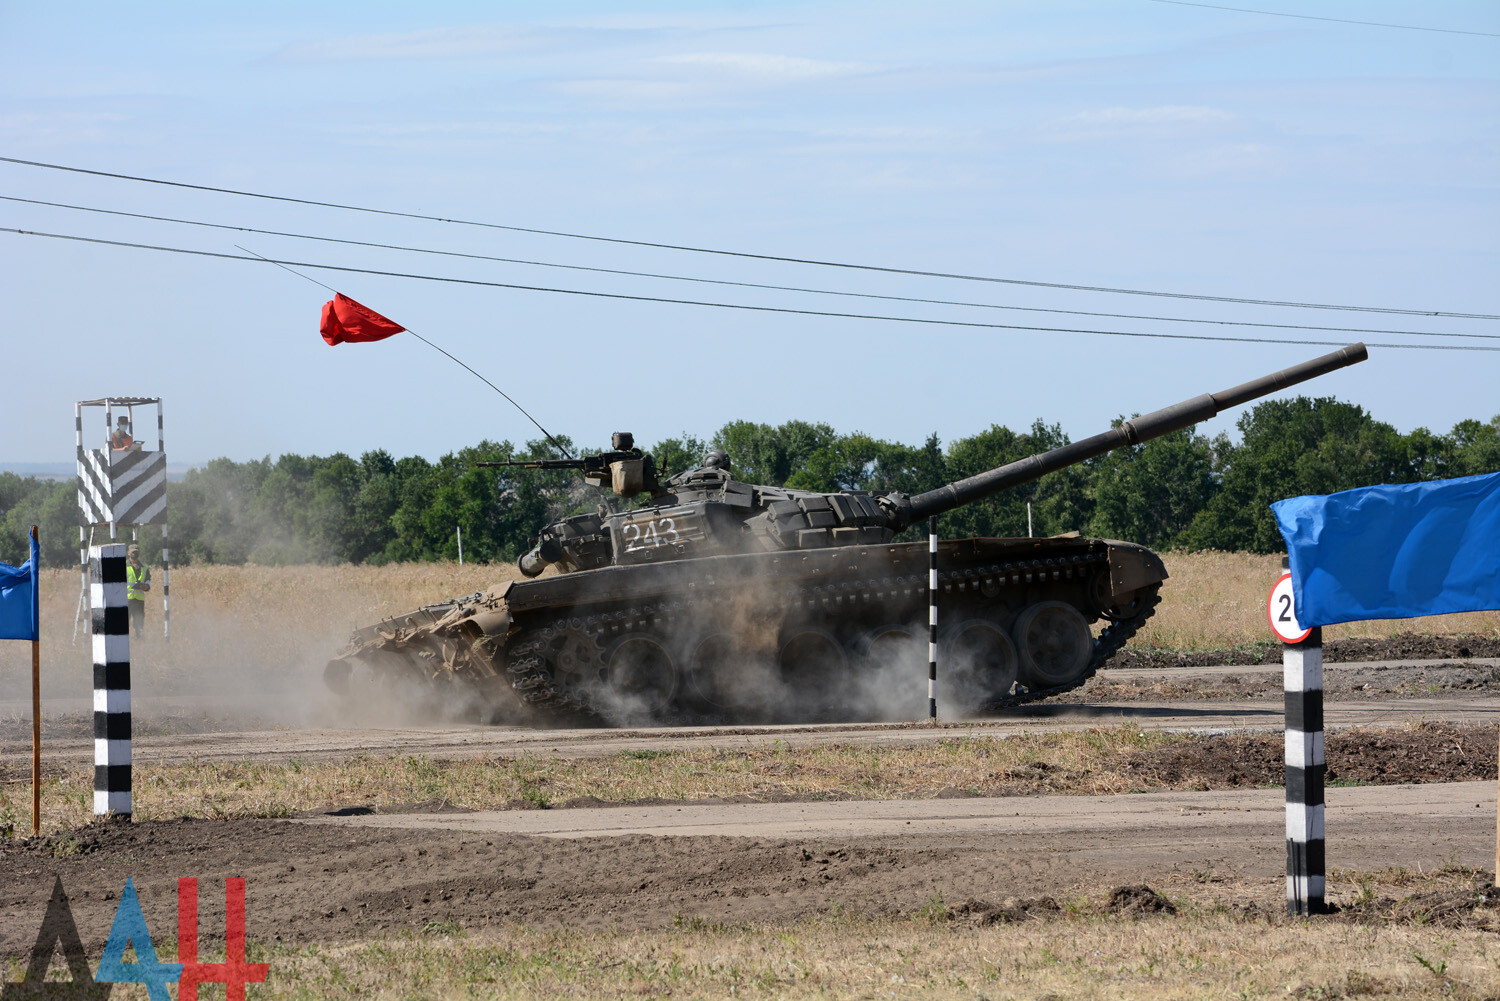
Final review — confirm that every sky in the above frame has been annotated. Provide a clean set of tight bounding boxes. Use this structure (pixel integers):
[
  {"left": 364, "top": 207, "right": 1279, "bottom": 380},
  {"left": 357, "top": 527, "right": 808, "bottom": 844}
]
[{"left": 2, "top": 0, "right": 1497, "bottom": 467}]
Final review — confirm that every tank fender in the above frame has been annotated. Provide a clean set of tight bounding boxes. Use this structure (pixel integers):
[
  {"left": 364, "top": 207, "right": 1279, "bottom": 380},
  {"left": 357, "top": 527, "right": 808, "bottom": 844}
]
[
  {"left": 466, "top": 606, "right": 511, "bottom": 637},
  {"left": 1103, "top": 541, "right": 1169, "bottom": 599},
  {"left": 430, "top": 588, "right": 512, "bottom": 637}
]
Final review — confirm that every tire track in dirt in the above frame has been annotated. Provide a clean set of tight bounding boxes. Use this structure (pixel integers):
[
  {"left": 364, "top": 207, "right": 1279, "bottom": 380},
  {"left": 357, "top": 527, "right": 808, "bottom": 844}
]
[
  {"left": 3, "top": 695, "right": 1497, "bottom": 769},
  {"left": 2, "top": 782, "right": 1494, "bottom": 953}
]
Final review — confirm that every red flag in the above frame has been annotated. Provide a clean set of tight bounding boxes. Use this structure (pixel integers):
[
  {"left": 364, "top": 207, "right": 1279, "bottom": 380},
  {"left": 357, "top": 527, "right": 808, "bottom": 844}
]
[{"left": 320, "top": 293, "right": 405, "bottom": 346}]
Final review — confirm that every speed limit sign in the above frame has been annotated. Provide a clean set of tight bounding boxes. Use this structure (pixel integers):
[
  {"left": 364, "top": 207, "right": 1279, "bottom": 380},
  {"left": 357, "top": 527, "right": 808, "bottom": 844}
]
[{"left": 1267, "top": 572, "right": 1312, "bottom": 644}]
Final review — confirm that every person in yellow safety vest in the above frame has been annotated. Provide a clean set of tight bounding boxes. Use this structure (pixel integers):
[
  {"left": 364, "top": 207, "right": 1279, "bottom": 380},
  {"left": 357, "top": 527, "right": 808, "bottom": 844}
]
[{"left": 126, "top": 545, "right": 151, "bottom": 638}]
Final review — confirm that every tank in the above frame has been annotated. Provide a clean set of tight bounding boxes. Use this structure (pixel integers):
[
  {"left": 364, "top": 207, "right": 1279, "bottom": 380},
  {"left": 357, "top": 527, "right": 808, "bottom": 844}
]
[{"left": 326, "top": 344, "right": 1368, "bottom": 724}]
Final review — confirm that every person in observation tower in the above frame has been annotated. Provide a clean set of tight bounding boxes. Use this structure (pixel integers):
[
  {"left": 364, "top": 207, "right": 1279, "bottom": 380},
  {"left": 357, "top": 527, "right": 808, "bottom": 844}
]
[{"left": 110, "top": 416, "right": 138, "bottom": 451}]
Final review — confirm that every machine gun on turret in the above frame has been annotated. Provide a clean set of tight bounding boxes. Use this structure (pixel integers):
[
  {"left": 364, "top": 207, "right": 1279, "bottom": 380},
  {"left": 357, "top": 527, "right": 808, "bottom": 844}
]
[{"left": 476, "top": 431, "right": 663, "bottom": 498}]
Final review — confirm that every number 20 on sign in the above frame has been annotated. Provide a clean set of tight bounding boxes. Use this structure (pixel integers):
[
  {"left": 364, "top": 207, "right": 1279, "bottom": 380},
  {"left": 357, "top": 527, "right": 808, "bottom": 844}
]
[{"left": 1268, "top": 571, "right": 1312, "bottom": 644}]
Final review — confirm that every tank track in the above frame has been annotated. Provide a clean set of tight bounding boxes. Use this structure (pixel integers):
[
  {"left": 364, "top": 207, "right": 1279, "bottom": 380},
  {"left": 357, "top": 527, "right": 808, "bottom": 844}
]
[
  {"left": 981, "top": 582, "right": 1161, "bottom": 710},
  {"left": 502, "top": 552, "right": 1156, "bottom": 720}
]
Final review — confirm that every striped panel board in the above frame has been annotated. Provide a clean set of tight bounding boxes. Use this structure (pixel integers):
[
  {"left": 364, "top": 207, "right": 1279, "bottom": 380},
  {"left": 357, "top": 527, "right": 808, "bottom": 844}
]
[
  {"left": 76, "top": 406, "right": 87, "bottom": 572},
  {"left": 90, "top": 543, "right": 132, "bottom": 818},
  {"left": 1285, "top": 628, "right": 1324, "bottom": 915},
  {"left": 76, "top": 447, "right": 167, "bottom": 526}
]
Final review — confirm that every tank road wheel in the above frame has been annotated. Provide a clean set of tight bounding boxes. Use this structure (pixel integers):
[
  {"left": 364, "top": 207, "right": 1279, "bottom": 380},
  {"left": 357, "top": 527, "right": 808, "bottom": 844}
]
[
  {"left": 1085, "top": 570, "right": 1114, "bottom": 617},
  {"left": 1012, "top": 601, "right": 1093, "bottom": 689},
  {"left": 942, "top": 620, "right": 1019, "bottom": 705},
  {"left": 604, "top": 635, "right": 678, "bottom": 717},
  {"left": 778, "top": 628, "right": 848, "bottom": 718},
  {"left": 779, "top": 629, "right": 847, "bottom": 678},
  {"left": 685, "top": 632, "right": 739, "bottom": 709},
  {"left": 853, "top": 625, "right": 921, "bottom": 671}
]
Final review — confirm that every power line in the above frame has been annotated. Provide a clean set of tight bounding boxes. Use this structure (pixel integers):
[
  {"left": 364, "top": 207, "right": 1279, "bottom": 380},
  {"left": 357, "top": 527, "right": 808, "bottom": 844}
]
[
  {"left": 5, "top": 193, "right": 1491, "bottom": 342},
  {"left": 3, "top": 154, "right": 1495, "bottom": 320},
  {"left": 6, "top": 224, "right": 1496, "bottom": 353},
  {"left": 1146, "top": 0, "right": 1500, "bottom": 38}
]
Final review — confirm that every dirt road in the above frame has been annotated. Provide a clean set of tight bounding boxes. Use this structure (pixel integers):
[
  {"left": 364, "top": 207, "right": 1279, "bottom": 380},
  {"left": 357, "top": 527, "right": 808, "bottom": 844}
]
[
  {"left": 303, "top": 779, "right": 1496, "bottom": 842},
  {"left": 3, "top": 657, "right": 1497, "bottom": 768},
  {"left": 3, "top": 652, "right": 1497, "bottom": 967},
  {"left": 2, "top": 695, "right": 1496, "bottom": 768},
  {"left": 3, "top": 780, "right": 1494, "bottom": 957}
]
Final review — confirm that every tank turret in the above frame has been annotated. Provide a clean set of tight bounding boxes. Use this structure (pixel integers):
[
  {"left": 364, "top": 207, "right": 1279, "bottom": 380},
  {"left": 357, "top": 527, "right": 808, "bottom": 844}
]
[{"left": 327, "top": 344, "right": 1367, "bottom": 725}]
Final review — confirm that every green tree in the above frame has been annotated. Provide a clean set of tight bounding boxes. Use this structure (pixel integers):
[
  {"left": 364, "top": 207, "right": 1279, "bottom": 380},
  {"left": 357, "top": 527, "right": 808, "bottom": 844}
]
[
  {"left": 160, "top": 457, "right": 274, "bottom": 564},
  {"left": 1087, "top": 425, "right": 1217, "bottom": 548},
  {"left": 1447, "top": 416, "right": 1500, "bottom": 477},
  {"left": 1182, "top": 396, "right": 1413, "bottom": 553},
  {"left": 401, "top": 436, "right": 593, "bottom": 565},
  {"left": 937, "top": 421, "right": 1090, "bottom": 540},
  {"left": 413, "top": 440, "right": 515, "bottom": 563},
  {"left": 648, "top": 433, "right": 708, "bottom": 482},
  {"left": 304, "top": 453, "right": 364, "bottom": 563},
  {"left": 866, "top": 432, "right": 948, "bottom": 498},
  {"left": 0, "top": 477, "right": 78, "bottom": 567},
  {"left": 785, "top": 432, "right": 888, "bottom": 492},
  {"left": 710, "top": 420, "right": 834, "bottom": 486}
]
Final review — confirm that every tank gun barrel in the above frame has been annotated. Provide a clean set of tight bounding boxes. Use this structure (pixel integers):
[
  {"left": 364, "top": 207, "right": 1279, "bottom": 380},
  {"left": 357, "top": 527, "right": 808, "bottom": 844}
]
[{"left": 896, "top": 342, "right": 1369, "bottom": 528}]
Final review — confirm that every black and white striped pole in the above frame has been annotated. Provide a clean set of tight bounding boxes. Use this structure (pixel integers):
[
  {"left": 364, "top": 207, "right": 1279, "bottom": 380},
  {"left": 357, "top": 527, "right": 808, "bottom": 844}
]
[
  {"left": 90, "top": 543, "right": 131, "bottom": 819},
  {"left": 1270, "top": 560, "right": 1323, "bottom": 915},
  {"left": 928, "top": 517, "right": 938, "bottom": 721}
]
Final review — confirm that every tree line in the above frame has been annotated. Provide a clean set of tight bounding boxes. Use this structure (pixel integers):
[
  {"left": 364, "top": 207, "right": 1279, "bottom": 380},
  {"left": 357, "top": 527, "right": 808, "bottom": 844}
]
[{"left": 3, "top": 396, "right": 1497, "bottom": 568}]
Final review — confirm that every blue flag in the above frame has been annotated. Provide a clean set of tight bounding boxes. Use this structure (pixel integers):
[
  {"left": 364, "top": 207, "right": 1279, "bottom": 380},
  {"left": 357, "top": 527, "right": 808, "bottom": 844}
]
[
  {"left": 1272, "top": 470, "right": 1500, "bottom": 628},
  {"left": 0, "top": 532, "right": 40, "bottom": 641}
]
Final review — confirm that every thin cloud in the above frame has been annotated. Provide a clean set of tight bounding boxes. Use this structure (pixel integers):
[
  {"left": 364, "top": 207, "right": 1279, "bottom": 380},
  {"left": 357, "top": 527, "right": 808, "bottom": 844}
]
[
  {"left": 1043, "top": 104, "right": 1237, "bottom": 141},
  {"left": 655, "top": 52, "right": 874, "bottom": 81},
  {"left": 551, "top": 78, "right": 699, "bottom": 104},
  {"left": 328, "top": 121, "right": 567, "bottom": 138},
  {"left": 1063, "top": 105, "right": 1234, "bottom": 127},
  {"left": 1172, "top": 141, "right": 1281, "bottom": 176},
  {"left": 0, "top": 111, "right": 132, "bottom": 145},
  {"left": 278, "top": 25, "right": 550, "bottom": 62},
  {"left": 815, "top": 125, "right": 979, "bottom": 142},
  {"left": 551, "top": 52, "right": 879, "bottom": 108}
]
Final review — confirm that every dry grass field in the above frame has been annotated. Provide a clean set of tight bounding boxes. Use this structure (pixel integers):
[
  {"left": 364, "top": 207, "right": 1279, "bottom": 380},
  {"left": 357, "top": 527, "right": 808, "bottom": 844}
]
[
  {"left": 94, "top": 907, "right": 1499, "bottom": 1000},
  {"left": 4, "top": 855, "right": 1497, "bottom": 1000},
  {"left": 1138, "top": 550, "right": 1500, "bottom": 649},
  {"left": 8, "top": 721, "right": 1495, "bottom": 837},
  {"left": 0, "top": 727, "right": 1226, "bottom": 834}
]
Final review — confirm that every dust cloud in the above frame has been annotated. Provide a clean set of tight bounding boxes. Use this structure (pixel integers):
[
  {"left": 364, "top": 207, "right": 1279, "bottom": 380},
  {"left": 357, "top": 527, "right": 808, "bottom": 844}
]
[
  {"left": 0, "top": 564, "right": 513, "bottom": 741},
  {"left": 552, "top": 557, "right": 1023, "bottom": 728},
  {"left": 0, "top": 558, "right": 1029, "bottom": 739}
]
